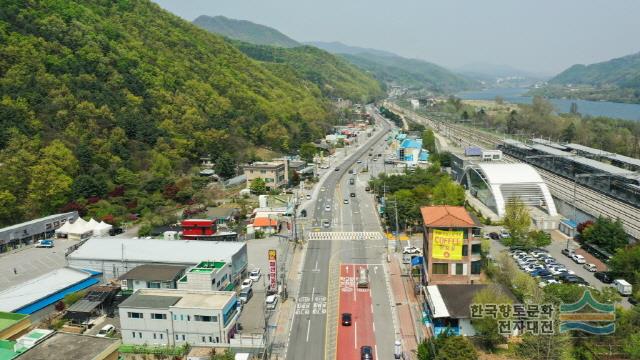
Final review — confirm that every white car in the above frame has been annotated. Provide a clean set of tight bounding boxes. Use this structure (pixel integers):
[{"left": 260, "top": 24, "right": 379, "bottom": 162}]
[
  {"left": 572, "top": 254, "right": 586, "bottom": 264},
  {"left": 306, "top": 194, "right": 311, "bottom": 200},
  {"left": 96, "top": 324, "right": 115, "bottom": 338},
  {"left": 325, "top": 205, "right": 331, "bottom": 211},
  {"left": 241, "top": 279, "right": 253, "bottom": 290},
  {"left": 403, "top": 246, "right": 422, "bottom": 254},
  {"left": 249, "top": 269, "right": 261, "bottom": 281},
  {"left": 583, "top": 263, "right": 597, "bottom": 272}
]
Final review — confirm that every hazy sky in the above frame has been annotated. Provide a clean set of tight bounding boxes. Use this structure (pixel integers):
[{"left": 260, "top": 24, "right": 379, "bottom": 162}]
[{"left": 153, "top": 0, "right": 640, "bottom": 75}]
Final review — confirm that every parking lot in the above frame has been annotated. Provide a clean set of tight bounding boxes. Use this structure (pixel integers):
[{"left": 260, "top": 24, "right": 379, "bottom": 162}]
[
  {"left": 0, "top": 238, "right": 76, "bottom": 290},
  {"left": 237, "top": 236, "right": 292, "bottom": 334}
]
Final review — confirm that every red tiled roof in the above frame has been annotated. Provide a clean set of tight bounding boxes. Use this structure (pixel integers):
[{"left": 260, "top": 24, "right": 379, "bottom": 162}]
[
  {"left": 420, "top": 206, "right": 476, "bottom": 227},
  {"left": 253, "top": 217, "right": 277, "bottom": 228}
]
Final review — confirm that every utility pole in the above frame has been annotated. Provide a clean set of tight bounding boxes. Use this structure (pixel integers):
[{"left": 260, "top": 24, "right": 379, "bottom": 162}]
[{"left": 394, "top": 196, "right": 400, "bottom": 253}]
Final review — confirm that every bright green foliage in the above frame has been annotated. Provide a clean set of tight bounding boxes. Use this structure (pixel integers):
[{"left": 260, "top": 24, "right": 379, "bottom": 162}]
[
  {"left": 417, "top": 331, "right": 478, "bottom": 360},
  {"left": 609, "top": 244, "right": 640, "bottom": 289},
  {"left": 431, "top": 177, "right": 465, "bottom": 205},
  {"left": 528, "top": 230, "right": 552, "bottom": 248},
  {"left": 422, "top": 129, "right": 437, "bottom": 153},
  {"left": 501, "top": 198, "right": 531, "bottom": 247},
  {"left": 0, "top": 0, "right": 365, "bottom": 226},
  {"left": 299, "top": 143, "right": 317, "bottom": 163},
  {"left": 250, "top": 178, "right": 267, "bottom": 195},
  {"left": 581, "top": 216, "right": 628, "bottom": 252},
  {"left": 471, "top": 285, "right": 513, "bottom": 350}
]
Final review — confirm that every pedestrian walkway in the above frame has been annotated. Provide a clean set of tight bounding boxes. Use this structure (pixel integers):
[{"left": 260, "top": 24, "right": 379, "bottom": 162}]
[
  {"left": 388, "top": 253, "right": 430, "bottom": 359},
  {"left": 306, "top": 231, "right": 384, "bottom": 241}
]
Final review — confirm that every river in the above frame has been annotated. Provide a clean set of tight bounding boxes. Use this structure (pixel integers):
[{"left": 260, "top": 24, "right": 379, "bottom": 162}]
[{"left": 456, "top": 87, "right": 640, "bottom": 121}]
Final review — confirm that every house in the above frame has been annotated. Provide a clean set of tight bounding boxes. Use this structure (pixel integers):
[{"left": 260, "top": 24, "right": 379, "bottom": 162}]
[
  {"left": 118, "top": 289, "right": 239, "bottom": 347},
  {"left": 64, "top": 285, "right": 120, "bottom": 325},
  {"left": 208, "top": 208, "right": 239, "bottom": 226},
  {"left": 119, "top": 265, "right": 187, "bottom": 294},
  {"left": 421, "top": 206, "right": 482, "bottom": 285},
  {"left": 177, "top": 261, "right": 234, "bottom": 292},
  {"left": 242, "top": 161, "right": 287, "bottom": 190},
  {"left": 251, "top": 217, "right": 278, "bottom": 234},
  {"left": 425, "top": 284, "right": 514, "bottom": 337}
]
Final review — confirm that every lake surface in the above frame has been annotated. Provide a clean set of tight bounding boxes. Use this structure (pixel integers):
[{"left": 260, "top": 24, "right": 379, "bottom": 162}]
[{"left": 456, "top": 87, "right": 640, "bottom": 121}]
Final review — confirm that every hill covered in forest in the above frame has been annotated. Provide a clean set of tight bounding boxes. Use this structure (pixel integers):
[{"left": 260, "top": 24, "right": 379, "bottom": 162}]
[
  {"left": 0, "top": 0, "right": 346, "bottom": 226},
  {"left": 193, "top": 15, "right": 300, "bottom": 48}
]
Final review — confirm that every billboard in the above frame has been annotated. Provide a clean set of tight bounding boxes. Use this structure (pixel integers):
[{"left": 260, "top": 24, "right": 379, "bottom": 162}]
[
  {"left": 268, "top": 249, "right": 277, "bottom": 291},
  {"left": 431, "top": 229, "right": 464, "bottom": 260}
]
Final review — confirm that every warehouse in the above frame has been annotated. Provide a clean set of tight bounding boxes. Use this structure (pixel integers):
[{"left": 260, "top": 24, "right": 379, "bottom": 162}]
[
  {"left": 66, "top": 237, "right": 247, "bottom": 284},
  {"left": 0, "top": 212, "right": 78, "bottom": 253}
]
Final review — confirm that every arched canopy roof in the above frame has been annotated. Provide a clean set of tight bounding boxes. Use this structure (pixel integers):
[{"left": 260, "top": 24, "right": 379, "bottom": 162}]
[{"left": 476, "top": 163, "right": 545, "bottom": 185}]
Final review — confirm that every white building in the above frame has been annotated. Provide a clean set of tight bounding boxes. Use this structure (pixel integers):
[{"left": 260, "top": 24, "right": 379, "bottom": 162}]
[
  {"left": 177, "top": 261, "right": 233, "bottom": 292},
  {"left": 410, "top": 99, "right": 420, "bottom": 109},
  {"left": 118, "top": 289, "right": 239, "bottom": 347},
  {"left": 67, "top": 237, "right": 247, "bottom": 284}
]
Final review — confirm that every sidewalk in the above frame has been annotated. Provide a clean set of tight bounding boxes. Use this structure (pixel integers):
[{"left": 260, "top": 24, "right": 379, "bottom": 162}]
[{"left": 389, "top": 253, "right": 430, "bottom": 359}]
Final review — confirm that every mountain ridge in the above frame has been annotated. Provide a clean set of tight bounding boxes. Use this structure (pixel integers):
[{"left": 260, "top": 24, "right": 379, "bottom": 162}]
[{"left": 193, "top": 15, "right": 300, "bottom": 48}]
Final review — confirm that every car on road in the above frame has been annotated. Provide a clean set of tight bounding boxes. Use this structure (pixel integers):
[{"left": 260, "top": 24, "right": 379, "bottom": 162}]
[
  {"left": 343, "top": 199, "right": 349, "bottom": 204},
  {"left": 372, "top": 157, "right": 377, "bottom": 161},
  {"left": 357, "top": 160, "right": 363, "bottom": 164},
  {"left": 572, "top": 254, "right": 586, "bottom": 264},
  {"left": 320, "top": 187, "right": 326, "bottom": 192},
  {"left": 561, "top": 248, "right": 574, "bottom": 257},
  {"left": 594, "top": 271, "right": 613, "bottom": 284},
  {"left": 335, "top": 167, "right": 340, "bottom": 171},
  {"left": 499, "top": 229, "right": 511, "bottom": 239},
  {"left": 35, "top": 239, "right": 54, "bottom": 248},
  {"left": 306, "top": 194, "right": 311, "bottom": 200},
  {"left": 341, "top": 313, "right": 352, "bottom": 326},
  {"left": 322, "top": 219, "right": 330, "bottom": 228},
  {"left": 265, "top": 294, "right": 279, "bottom": 310},
  {"left": 249, "top": 269, "right": 261, "bottom": 281},
  {"left": 350, "top": 192, "right": 356, "bottom": 197},
  {"left": 365, "top": 186, "right": 370, "bottom": 192},
  {"left": 325, "top": 205, "right": 331, "bottom": 211},
  {"left": 488, "top": 232, "right": 500, "bottom": 240},
  {"left": 360, "top": 345, "right": 374, "bottom": 360},
  {"left": 403, "top": 246, "right": 422, "bottom": 254},
  {"left": 241, "top": 279, "right": 253, "bottom": 290},
  {"left": 96, "top": 324, "right": 115, "bottom": 338},
  {"left": 583, "top": 263, "right": 598, "bottom": 272}
]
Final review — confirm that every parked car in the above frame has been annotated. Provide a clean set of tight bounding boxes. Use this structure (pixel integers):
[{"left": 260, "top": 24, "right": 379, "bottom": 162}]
[
  {"left": 583, "top": 263, "right": 598, "bottom": 272},
  {"left": 341, "top": 313, "right": 352, "bottom": 326},
  {"left": 572, "top": 254, "right": 586, "bottom": 264},
  {"left": 265, "top": 294, "right": 279, "bottom": 310},
  {"left": 350, "top": 192, "right": 356, "bottom": 197},
  {"left": 35, "top": 239, "right": 54, "bottom": 248},
  {"left": 594, "top": 272, "right": 614, "bottom": 284},
  {"left": 322, "top": 219, "right": 331, "bottom": 228},
  {"left": 96, "top": 324, "right": 115, "bottom": 338},
  {"left": 306, "top": 194, "right": 311, "bottom": 200},
  {"left": 561, "top": 248, "right": 574, "bottom": 257},
  {"left": 249, "top": 269, "right": 261, "bottom": 281},
  {"left": 325, "top": 205, "right": 331, "bottom": 211},
  {"left": 499, "top": 229, "right": 511, "bottom": 239},
  {"left": 403, "top": 246, "right": 422, "bottom": 254},
  {"left": 241, "top": 279, "right": 253, "bottom": 290},
  {"left": 109, "top": 227, "right": 124, "bottom": 236},
  {"left": 239, "top": 288, "right": 253, "bottom": 303},
  {"left": 488, "top": 232, "right": 500, "bottom": 240}
]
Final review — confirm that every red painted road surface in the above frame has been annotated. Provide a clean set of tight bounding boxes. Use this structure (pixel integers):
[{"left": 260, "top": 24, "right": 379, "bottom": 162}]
[{"left": 337, "top": 264, "right": 376, "bottom": 360}]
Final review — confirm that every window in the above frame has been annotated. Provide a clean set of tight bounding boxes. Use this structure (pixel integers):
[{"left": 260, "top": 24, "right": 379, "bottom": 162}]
[
  {"left": 432, "top": 263, "right": 448, "bottom": 274},
  {"left": 151, "top": 313, "right": 167, "bottom": 320},
  {"left": 202, "top": 336, "right": 206, "bottom": 342},
  {"left": 138, "top": 332, "right": 142, "bottom": 338},
  {"left": 132, "top": 332, "right": 136, "bottom": 338},
  {"left": 173, "top": 314, "right": 177, "bottom": 320},
  {"left": 182, "top": 335, "right": 185, "bottom": 341},
  {"left": 187, "top": 315, "right": 191, "bottom": 321},
  {"left": 147, "top": 281, "right": 161, "bottom": 289},
  {"left": 194, "top": 315, "right": 216, "bottom": 322},
  {"left": 175, "top": 335, "right": 179, "bottom": 340},
  {"left": 128, "top": 312, "right": 143, "bottom": 319},
  {"left": 462, "top": 245, "right": 468, "bottom": 256},
  {"left": 215, "top": 336, "right": 219, "bottom": 342},
  {"left": 471, "top": 244, "right": 481, "bottom": 255},
  {"left": 455, "top": 263, "right": 464, "bottom": 275},
  {"left": 471, "top": 260, "right": 482, "bottom": 275},
  {"left": 209, "top": 336, "right": 213, "bottom": 343},
  {"left": 160, "top": 334, "right": 163, "bottom": 339},
  {"left": 153, "top": 333, "right": 157, "bottom": 339},
  {"left": 180, "top": 315, "right": 184, "bottom": 320}
]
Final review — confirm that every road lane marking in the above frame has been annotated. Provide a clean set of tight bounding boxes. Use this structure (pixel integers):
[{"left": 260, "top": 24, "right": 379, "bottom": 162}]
[
  {"left": 375, "top": 345, "right": 379, "bottom": 360},
  {"left": 306, "top": 319, "right": 311, "bottom": 342},
  {"left": 354, "top": 322, "right": 358, "bottom": 349},
  {"left": 372, "top": 321, "right": 375, "bottom": 332},
  {"left": 312, "top": 287, "right": 315, "bottom": 302}
]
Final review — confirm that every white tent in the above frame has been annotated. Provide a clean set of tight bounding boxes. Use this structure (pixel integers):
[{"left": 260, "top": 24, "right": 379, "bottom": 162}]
[
  {"left": 88, "top": 218, "right": 100, "bottom": 228},
  {"left": 67, "top": 218, "right": 93, "bottom": 241},
  {"left": 55, "top": 221, "right": 72, "bottom": 235},
  {"left": 94, "top": 221, "right": 113, "bottom": 236}
]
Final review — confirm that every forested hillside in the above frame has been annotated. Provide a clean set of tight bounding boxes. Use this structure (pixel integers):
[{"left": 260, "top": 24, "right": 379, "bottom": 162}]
[
  {"left": 230, "top": 41, "right": 384, "bottom": 103},
  {"left": 0, "top": 0, "right": 336, "bottom": 226},
  {"left": 193, "top": 15, "right": 300, "bottom": 48}
]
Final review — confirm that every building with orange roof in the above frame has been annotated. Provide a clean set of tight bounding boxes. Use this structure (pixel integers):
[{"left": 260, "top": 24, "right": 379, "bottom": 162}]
[{"left": 420, "top": 206, "right": 481, "bottom": 285}]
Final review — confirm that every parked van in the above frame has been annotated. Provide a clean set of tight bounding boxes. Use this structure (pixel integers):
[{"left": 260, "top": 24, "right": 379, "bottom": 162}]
[
  {"left": 35, "top": 239, "right": 54, "bottom": 248},
  {"left": 239, "top": 288, "right": 253, "bottom": 303},
  {"left": 357, "top": 268, "right": 369, "bottom": 288},
  {"left": 265, "top": 294, "right": 278, "bottom": 310},
  {"left": 614, "top": 279, "right": 633, "bottom": 296}
]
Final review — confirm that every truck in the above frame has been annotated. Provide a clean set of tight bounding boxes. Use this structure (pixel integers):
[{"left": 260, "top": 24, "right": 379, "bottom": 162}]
[
  {"left": 614, "top": 279, "right": 632, "bottom": 296},
  {"left": 35, "top": 239, "right": 54, "bottom": 248}
]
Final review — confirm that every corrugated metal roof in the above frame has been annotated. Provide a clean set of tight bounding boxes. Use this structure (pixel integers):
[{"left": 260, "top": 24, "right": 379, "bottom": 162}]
[
  {"left": 426, "top": 285, "right": 449, "bottom": 318},
  {"left": 567, "top": 143, "right": 640, "bottom": 169},
  {"left": 119, "top": 293, "right": 182, "bottom": 309},
  {"left": 67, "top": 238, "right": 245, "bottom": 265},
  {"left": 502, "top": 139, "right": 532, "bottom": 150},
  {"left": 0, "top": 268, "right": 93, "bottom": 313},
  {"left": 531, "top": 138, "right": 567, "bottom": 150},
  {"left": 66, "top": 299, "right": 101, "bottom": 313},
  {"left": 531, "top": 144, "right": 636, "bottom": 176}
]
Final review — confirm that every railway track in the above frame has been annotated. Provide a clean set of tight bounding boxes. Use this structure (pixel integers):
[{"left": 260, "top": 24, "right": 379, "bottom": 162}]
[{"left": 392, "top": 104, "right": 640, "bottom": 239}]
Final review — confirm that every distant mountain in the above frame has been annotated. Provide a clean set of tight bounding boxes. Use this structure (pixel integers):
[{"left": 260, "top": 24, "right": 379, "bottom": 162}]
[
  {"left": 456, "top": 62, "right": 546, "bottom": 81},
  {"left": 305, "top": 41, "right": 397, "bottom": 57},
  {"left": 308, "top": 42, "right": 477, "bottom": 93},
  {"left": 193, "top": 15, "right": 300, "bottom": 48},
  {"left": 550, "top": 52, "right": 640, "bottom": 88},
  {"left": 529, "top": 52, "right": 640, "bottom": 104}
]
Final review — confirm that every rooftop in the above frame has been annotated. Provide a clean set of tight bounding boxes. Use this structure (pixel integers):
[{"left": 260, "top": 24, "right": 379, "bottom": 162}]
[
  {"left": 208, "top": 207, "right": 239, "bottom": 219},
  {"left": 0, "top": 312, "right": 29, "bottom": 334},
  {"left": 189, "top": 261, "right": 226, "bottom": 274},
  {"left": 243, "top": 161, "right": 284, "bottom": 170},
  {"left": 420, "top": 206, "right": 477, "bottom": 228},
  {"left": 15, "top": 332, "right": 120, "bottom": 360},
  {"left": 428, "top": 284, "right": 514, "bottom": 319},
  {"left": 120, "top": 289, "right": 235, "bottom": 310},
  {"left": 119, "top": 264, "right": 186, "bottom": 282},
  {"left": 476, "top": 162, "right": 546, "bottom": 185},
  {"left": 67, "top": 238, "right": 245, "bottom": 265},
  {"left": 0, "top": 212, "right": 77, "bottom": 235},
  {"left": 252, "top": 218, "right": 277, "bottom": 228},
  {"left": 531, "top": 144, "right": 637, "bottom": 177},
  {"left": 566, "top": 143, "right": 640, "bottom": 169}
]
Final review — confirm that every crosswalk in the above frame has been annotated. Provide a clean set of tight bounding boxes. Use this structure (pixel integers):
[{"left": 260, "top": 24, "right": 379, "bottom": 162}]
[{"left": 306, "top": 231, "right": 384, "bottom": 241}]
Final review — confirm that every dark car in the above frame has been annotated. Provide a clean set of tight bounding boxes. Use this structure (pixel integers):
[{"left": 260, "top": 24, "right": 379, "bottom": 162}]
[
  {"left": 350, "top": 192, "right": 356, "bottom": 197},
  {"left": 341, "top": 313, "right": 352, "bottom": 326},
  {"left": 488, "top": 232, "right": 500, "bottom": 240},
  {"left": 361, "top": 345, "right": 373, "bottom": 360},
  {"left": 335, "top": 167, "right": 340, "bottom": 172},
  {"left": 594, "top": 271, "right": 613, "bottom": 284},
  {"left": 365, "top": 186, "right": 370, "bottom": 192},
  {"left": 109, "top": 227, "right": 124, "bottom": 236}
]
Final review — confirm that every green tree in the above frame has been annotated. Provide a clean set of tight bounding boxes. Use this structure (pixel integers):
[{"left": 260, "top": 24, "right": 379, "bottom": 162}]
[
  {"left": 609, "top": 244, "right": 640, "bottom": 287},
  {"left": 71, "top": 175, "right": 107, "bottom": 199},
  {"left": 561, "top": 122, "right": 577, "bottom": 142},
  {"left": 502, "top": 198, "right": 531, "bottom": 247},
  {"left": 422, "top": 129, "right": 437, "bottom": 153},
  {"left": 581, "top": 216, "right": 628, "bottom": 252},
  {"left": 417, "top": 331, "right": 477, "bottom": 360},
  {"left": 506, "top": 110, "right": 518, "bottom": 134},
  {"left": 431, "top": 178, "right": 465, "bottom": 206},
  {"left": 299, "top": 142, "right": 317, "bottom": 163},
  {"left": 25, "top": 163, "right": 73, "bottom": 215},
  {"left": 250, "top": 178, "right": 267, "bottom": 195},
  {"left": 214, "top": 152, "right": 236, "bottom": 179},
  {"left": 210, "top": 350, "right": 234, "bottom": 360},
  {"left": 471, "top": 285, "right": 513, "bottom": 350},
  {"left": 528, "top": 230, "right": 551, "bottom": 248}
]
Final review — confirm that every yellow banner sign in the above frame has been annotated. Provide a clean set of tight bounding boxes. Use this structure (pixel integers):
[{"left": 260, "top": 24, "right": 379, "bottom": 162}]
[{"left": 432, "top": 229, "right": 464, "bottom": 260}]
